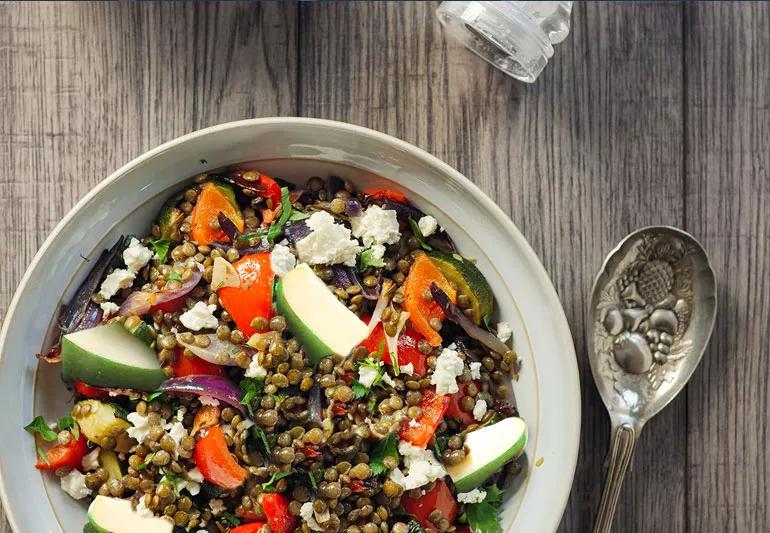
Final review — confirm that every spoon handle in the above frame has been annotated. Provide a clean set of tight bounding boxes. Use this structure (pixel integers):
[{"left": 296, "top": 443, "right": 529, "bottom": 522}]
[{"left": 593, "top": 423, "right": 639, "bottom": 533}]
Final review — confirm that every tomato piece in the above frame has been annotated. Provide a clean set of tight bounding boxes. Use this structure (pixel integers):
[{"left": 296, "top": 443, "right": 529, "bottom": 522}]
[
  {"left": 151, "top": 295, "right": 187, "bottom": 313},
  {"left": 402, "top": 479, "right": 458, "bottom": 530},
  {"left": 399, "top": 388, "right": 450, "bottom": 448},
  {"left": 190, "top": 182, "right": 244, "bottom": 245},
  {"left": 35, "top": 432, "right": 88, "bottom": 471},
  {"left": 74, "top": 380, "right": 108, "bottom": 400},
  {"left": 362, "top": 318, "right": 428, "bottom": 376},
  {"left": 446, "top": 381, "right": 478, "bottom": 427},
  {"left": 230, "top": 523, "right": 267, "bottom": 533},
  {"left": 193, "top": 425, "right": 246, "bottom": 489},
  {"left": 218, "top": 253, "right": 274, "bottom": 337},
  {"left": 301, "top": 445, "right": 322, "bottom": 459},
  {"left": 363, "top": 188, "right": 410, "bottom": 204},
  {"left": 249, "top": 173, "right": 282, "bottom": 209},
  {"left": 260, "top": 493, "right": 297, "bottom": 533},
  {"left": 332, "top": 403, "right": 348, "bottom": 416},
  {"left": 403, "top": 254, "right": 457, "bottom": 346},
  {"left": 172, "top": 347, "right": 225, "bottom": 377}
]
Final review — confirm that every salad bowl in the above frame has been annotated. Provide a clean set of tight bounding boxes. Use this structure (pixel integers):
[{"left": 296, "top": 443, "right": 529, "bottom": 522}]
[{"left": 0, "top": 117, "right": 579, "bottom": 532}]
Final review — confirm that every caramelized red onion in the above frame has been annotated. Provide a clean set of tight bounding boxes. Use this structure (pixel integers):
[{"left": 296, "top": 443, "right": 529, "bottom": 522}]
[{"left": 118, "top": 268, "right": 203, "bottom": 317}]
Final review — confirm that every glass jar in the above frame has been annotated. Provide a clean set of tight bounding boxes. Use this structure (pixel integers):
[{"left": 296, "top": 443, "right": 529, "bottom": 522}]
[{"left": 436, "top": 1, "right": 574, "bottom": 83}]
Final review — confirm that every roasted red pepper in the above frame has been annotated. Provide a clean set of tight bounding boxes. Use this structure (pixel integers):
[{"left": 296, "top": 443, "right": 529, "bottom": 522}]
[
  {"left": 362, "top": 318, "right": 429, "bottom": 376},
  {"left": 193, "top": 425, "right": 246, "bottom": 489},
  {"left": 260, "top": 492, "right": 297, "bottom": 533},
  {"left": 398, "top": 388, "right": 450, "bottom": 448},
  {"left": 229, "top": 523, "right": 267, "bottom": 533},
  {"left": 446, "top": 381, "right": 478, "bottom": 427},
  {"left": 402, "top": 479, "right": 458, "bottom": 530},
  {"left": 171, "top": 347, "right": 225, "bottom": 377},
  {"left": 35, "top": 431, "right": 88, "bottom": 471},
  {"left": 403, "top": 254, "right": 457, "bottom": 347},
  {"left": 363, "top": 188, "right": 410, "bottom": 204},
  {"left": 74, "top": 380, "right": 109, "bottom": 400},
  {"left": 218, "top": 253, "right": 274, "bottom": 337}
]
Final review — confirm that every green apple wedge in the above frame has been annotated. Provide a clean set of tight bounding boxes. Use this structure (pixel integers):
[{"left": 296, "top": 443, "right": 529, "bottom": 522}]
[
  {"left": 85, "top": 495, "right": 173, "bottom": 533},
  {"left": 275, "top": 263, "right": 369, "bottom": 367},
  {"left": 62, "top": 321, "right": 165, "bottom": 391},
  {"left": 447, "top": 416, "right": 528, "bottom": 492}
]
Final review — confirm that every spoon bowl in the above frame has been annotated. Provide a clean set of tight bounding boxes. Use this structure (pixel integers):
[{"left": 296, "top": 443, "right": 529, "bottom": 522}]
[{"left": 588, "top": 226, "right": 716, "bottom": 533}]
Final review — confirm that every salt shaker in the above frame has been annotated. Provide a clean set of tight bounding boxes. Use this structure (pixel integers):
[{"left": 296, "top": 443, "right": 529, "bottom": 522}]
[{"left": 436, "top": 1, "right": 573, "bottom": 82}]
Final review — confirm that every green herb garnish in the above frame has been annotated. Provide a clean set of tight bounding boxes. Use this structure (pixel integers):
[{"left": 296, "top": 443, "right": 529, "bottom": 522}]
[
  {"left": 465, "top": 485, "right": 505, "bottom": 533},
  {"left": 369, "top": 433, "right": 399, "bottom": 476},
  {"left": 352, "top": 357, "right": 386, "bottom": 399},
  {"left": 266, "top": 187, "right": 292, "bottom": 244},
  {"left": 261, "top": 470, "right": 294, "bottom": 492},
  {"left": 57, "top": 416, "right": 79, "bottom": 440},
  {"left": 136, "top": 453, "right": 155, "bottom": 471},
  {"left": 408, "top": 218, "right": 433, "bottom": 251},
  {"left": 288, "top": 211, "right": 310, "bottom": 221},
  {"left": 150, "top": 238, "right": 171, "bottom": 263},
  {"left": 167, "top": 271, "right": 182, "bottom": 281},
  {"left": 250, "top": 426, "right": 273, "bottom": 454},
  {"left": 239, "top": 377, "right": 264, "bottom": 417},
  {"left": 308, "top": 470, "right": 318, "bottom": 489},
  {"left": 107, "top": 403, "right": 129, "bottom": 420},
  {"left": 221, "top": 512, "right": 241, "bottom": 526},
  {"left": 359, "top": 247, "right": 385, "bottom": 270},
  {"left": 145, "top": 391, "right": 165, "bottom": 402},
  {"left": 24, "top": 416, "right": 58, "bottom": 442}
]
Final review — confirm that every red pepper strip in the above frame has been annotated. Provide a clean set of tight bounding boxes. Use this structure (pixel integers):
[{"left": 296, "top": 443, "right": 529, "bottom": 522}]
[
  {"left": 362, "top": 318, "right": 429, "bottom": 376},
  {"left": 193, "top": 426, "right": 246, "bottom": 489},
  {"left": 402, "top": 479, "right": 458, "bottom": 530},
  {"left": 260, "top": 492, "right": 297, "bottom": 533},
  {"left": 74, "top": 380, "right": 109, "bottom": 400},
  {"left": 446, "top": 381, "right": 479, "bottom": 427},
  {"left": 218, "top": 253, "right": 274, "bottom": 338},
  {"left": 229, "top": 523, "right": 267, "bottom": 533},
  {"left": 398, "top": 388, "right": 450, "bottom": 448},
  {"left": 363, "top": 188, "right": 410, "bottom": 204},
  {"left": 35, "top": 432, "right": 88, "bottom": 471},
  {"left": 171, "top": 347, "right": 225, "bottom": 377}
]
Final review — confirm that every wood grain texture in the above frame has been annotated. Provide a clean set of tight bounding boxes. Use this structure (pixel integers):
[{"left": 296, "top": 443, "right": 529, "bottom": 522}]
[
  {"left": 0, "top": 1, "right": 768, "bottom": 532},
  {"left": 298, "top": 2, "right": 685, "bottom": 532},
  {"left": 684, "top": 3, "right": 770, "bottom": 531}
]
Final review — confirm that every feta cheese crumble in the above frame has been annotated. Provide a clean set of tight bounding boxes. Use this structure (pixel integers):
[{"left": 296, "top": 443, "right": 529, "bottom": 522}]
[
  {"left": 81, "top": 447, "right": 100, "bottom": 471},
  {"left": 270, "top": 244, "right": 297, "bottom": 277},
  {"left": 497, "top": 321, "right": 513, "bottom": 343},
  {"left": 300, "top": 502, "right": 325, "bottom": 531},
  {"left": 123, "top": 237, "right": 153, "bottom": 272},
  {"left": 126, "top": 412, "right": 153, "bottom": 443},
  {"left": 98, "top": 268, "right": 135, "bottom": 300},
  {"left": 417, "top": 215, "right": 438, "bottom": 237},
  {"left": 389, "top": 440, "right": 447, "bottom": 490},
  {"left": 401, "top": 362, "right": 415, "bottom": 376},
  {"left": 351, "top": 205, "right": 401, "bottom": 247},
  {"left": 381, "top": 372, "right": 396, "bottom": 387},
  {"left": 60, "top": 470, "right": 91, "bottom": 500},
  {"left": 209, "top": 498, "right": 226, "bottom": 516},
  {"left": 164, "top": 420, "right": 187, "bottom": 458},
  {"left": 469, "top": 361, "right": 482, "bottom": 380},
  {"left": 245, "top": 356, "right": 267, "bottom": 379},
  {"left": 430, "top": 347, "right": 465, "bottom": 395},
  {"left": 179, "top": 301, "right": 218, "bottom": 331},
  {"left": 296, "top": 211, "right": 363, "bottom": 266},
  {"left": 473, "top": 399, "right": 488, "bottom": 421},
  {"left": 136, "top": 498, "right": 154, "bottom": 518},
  {"left": 99, "top": 301, "right": 119, "bottom": 318},
  {"left": 457, "top": 488, "right": 487, "bottom": 504},
  {"left": 357, "top": 364, "right": 381, "bottom": 388}
]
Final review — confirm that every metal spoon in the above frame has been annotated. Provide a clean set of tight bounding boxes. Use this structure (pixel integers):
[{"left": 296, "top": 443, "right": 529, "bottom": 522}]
[{"left": 588, "top": 226, "right": 716, "bottom": 533}]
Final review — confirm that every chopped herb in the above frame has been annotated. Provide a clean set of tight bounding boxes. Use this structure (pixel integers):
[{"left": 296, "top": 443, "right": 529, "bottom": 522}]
[
  {"left": 359, "top": 247, "right": 385, "bottom": 270},
  {"left": 266, "top": 187, "right": 292, "bottom": 244},
  {"left": 261, "top": 470, "right": 294, "bottom": 492},
  {"left": 150, "top": 238, "right": 171, "bottom": 263},
  {"left": 250, "top": 426, "right": 274, "bottom": 454},
  {"left": 24, "top": 416, "right": 58, "bottom": 442},
  {"left": 367, "top": 396, "right": 378, "bottom": 415},
  {"left": 108, "top": 403, "right": 129, "bottom": 420},
  {"left": 221, "top": 511, "right": 241, "bottom": 526},
  {"left": 167, "top": 271, "right": 182, "bottom": 281},
  {"left": 239, "top": 377, "right": 264, "bottom": 417},
  {"left": 306, "top": 467, "right": 325, "bottom": 490},
  {"left": 145, "top": 391, "right": 165, "bottom": 402},
  {"left": 484, "top": 484, "right": 505, "bottom": 504},
  {"left": 57, "top": 416, "right": 79, "bottom": 440},
  {"left": 375, "top": 340, "right": 385, "bottom": 360},
  {"left": 235, "top": 230, "right": 267, "bottom": 248},
  {"left": 434, "top": 435, "right": 449, "bottom": 455},
  {"left": 36, "top": 447, "right": 50, "bottom": 466},
  {"left": 308, "top": 470, "right": 318, "bottom": 489},
  {"left": 352, "top": 381, "right": 370, "bottom": 400},
  {"left": 352, "top": 357, "right": 386, "bottom": 399},
  {"left": 288, "top": 211, "right": 310, "bottom": 221},
  {"left": 136, "top": 453, "right": 155, "bottom": 471},
  {"left": 369, "top": 433, "right": 399, "bottom": 476},
  {"left": 408, "top": 218, "right": 433, "bottom": 251},
  {"left": 466, "top": 485, "right": 505, "bottom": 533}
]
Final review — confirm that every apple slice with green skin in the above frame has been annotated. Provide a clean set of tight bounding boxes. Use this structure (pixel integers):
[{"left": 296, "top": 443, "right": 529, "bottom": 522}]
[
  {"left": 86, "top": 495, "right": 173, "bottom": 533},
  {"left": 62, "top": 321, "right": 166, "bottom": 391},
  {"left": 446, "top": 416, "right": 528, "bottom": 492},
  {"left": 275, "top": 263, "right": 369, "bottom": 366}
]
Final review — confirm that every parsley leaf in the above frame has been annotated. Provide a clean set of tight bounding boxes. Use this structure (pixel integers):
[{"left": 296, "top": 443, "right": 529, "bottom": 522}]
[
  {"left": 57, "top": 416, "right": 79, "bottom": 440},
  {"left": 484, "top": 484, "right": 505, "bottom": 504},
  {"left": 239, "top": 377, "right": 264, "bottom": 417},
  {"left": 352, "top": 381, "right": 370, "bottom": 400},
  {"left": 221, "top": 511, "right": 241, "bottom": 526},
  {"left": 250, "top": 426, "right": 275, "bottom": 454},
  {"left": 108, "top": 403, "right": 129, "bottom": 420},
  {"left": 367, "top": 396, "right": 378, "bottom": 415},
  {"left": 24, "top": 416, "right": 58, "bottom": 441},
  {"left": 408, "top": 218, "right": 433, "bottom": 251},
  {"left": 261, "top": 470, "right": 294, "bottom": 492},
  {"left": 288, "top": 211, "right": 310, "bottom": 221},
  {"left": 266, "top": 187, "right": 292, "bottom": 244},
  {"left": 369, "top": 433, "right": 399, "bottom": 476},
  {"left": 136, "top": 453, "right": 155, "bottom": 471},
  {"left": 433, "top": 435, "right": 449, "bottom": 457},
  {"left": 150, "top": 238, "right": 171, "bottom": 263},
  {"left": 167, "top": 271, "right": 182, "bottom": 281},
  {"left": 465, "top": 485, "right": 505, "bottom": 533},
  {"left": 359, "top": 247, "right": 385, "bottom": 270},
  {"left": 145, "top": 391, "right": 165, "bottom": 402},
  {"left": 352, "top": 357, "right": 386, "bottom": 399},
  {"left": 308, "top": 470, "right": 319, "bottom": 489}
]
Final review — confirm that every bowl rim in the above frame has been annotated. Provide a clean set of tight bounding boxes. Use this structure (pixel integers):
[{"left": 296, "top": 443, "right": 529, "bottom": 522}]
[{"left": 0, "top": 117, "right": 580, "bottom": 532}]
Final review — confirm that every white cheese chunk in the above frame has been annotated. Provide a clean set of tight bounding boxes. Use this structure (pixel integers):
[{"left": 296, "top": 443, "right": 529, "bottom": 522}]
[
  {"left": 270, "top": 244, "right": 297, "bottom": 277},
  {"left": 179, "top": 301, "right": 218, "bottom": 331},
  {"left": 417, "top": 215, "right": 438, "bottom": 237},
  {"left": 209, "top": 499, "right": 225, "bottom": 516},
  {"left": 300, "top": 501, "right": 326, "bottom": 531},
  {"left": 245, "top": 356, "right": 268, "bottom": 378},
  {"left": 296, "top": 211, "right": 362, "bottom": 266},
  {"left": 123, "top": 238, "right": 154, "bottom": 272},
  {"left": 473, "top": 399, "right": 488, "bottom": 421},
  {"left": 430, "top": 347, "right": 465, "bottom": 395},
  {"left": 497, "top": 321, "right": 513, "bottom": 343},
  {"left": 351, "top": 205, "right": 401, "bottom": 247},
  {"left": 99, "top": 301, "right": 119, "bottom": 318},
  {"left": 60, "top": 469, "right": 91, "bottom": 500},
  {"left": 98, "top": 269, "right": 135, "bottom": 300},
  {"left": 457, "top": 488, "right": 487, "bottom": 503},
  {"left": 126, "top": 412, "right": 153, "bottom": 443},
  {"left": 389, "top": 440, "right": 447, "bottom": 490},
  {"left": 358, "top": 364, "right": 381, "bottom": 388},
  {"left": 81, "top": 447, "right": 101, "bottom": 471},
  {"left": 469, "top": 361, "right": 482, "bottom": 380},
  {"left": 401, "top": 362, "right": 415, "bottom": 376}
]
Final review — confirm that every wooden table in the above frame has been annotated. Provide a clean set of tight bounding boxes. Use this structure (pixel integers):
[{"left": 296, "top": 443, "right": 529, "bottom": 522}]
[{"left": 1, "top": 2, "right": 767, "bottom": 531}]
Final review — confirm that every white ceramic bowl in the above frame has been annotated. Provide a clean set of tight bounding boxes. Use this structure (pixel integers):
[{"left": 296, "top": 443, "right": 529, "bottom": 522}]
[{"left": 0, "top": 118, "right": 579, "bottom": 532}]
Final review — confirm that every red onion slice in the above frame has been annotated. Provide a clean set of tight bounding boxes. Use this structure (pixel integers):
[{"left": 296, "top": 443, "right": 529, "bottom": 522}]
[
  {"left": 159, "top": 375, "right": 245, "bottom": 413},
  {"left": 118, "top": 268, "right": 202, "bottom": 317},
  {"left": 176, "top": 334, "right": 247, "bottom": 366}
]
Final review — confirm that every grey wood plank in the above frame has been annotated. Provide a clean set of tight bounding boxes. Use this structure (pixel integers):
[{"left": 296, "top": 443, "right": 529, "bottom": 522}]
[
  {"left": 0, "top": 2, "right": 297, "bottom": 531},
  {"left": 298, "top": 2, "right": 685, "bottom": 531},
  {"left": 684, "top": 3, "right": 770, "bottom": 532}
]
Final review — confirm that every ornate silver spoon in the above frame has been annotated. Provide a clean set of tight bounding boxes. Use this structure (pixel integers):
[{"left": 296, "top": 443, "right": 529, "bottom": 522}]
[{"left": 588, "top": 226, "right": 716, "bottom": 533}]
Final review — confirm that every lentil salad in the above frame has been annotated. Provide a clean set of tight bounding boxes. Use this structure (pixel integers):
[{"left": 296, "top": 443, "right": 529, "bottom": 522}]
[{"left": 28, "top": 169, "right": 527, "bottom": 533}]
